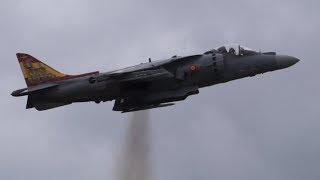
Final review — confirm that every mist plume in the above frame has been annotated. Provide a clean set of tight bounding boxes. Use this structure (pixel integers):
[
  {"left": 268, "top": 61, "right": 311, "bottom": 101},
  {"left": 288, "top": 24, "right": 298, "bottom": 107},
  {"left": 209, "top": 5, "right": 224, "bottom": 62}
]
[{"left": 117, "top": 111, "right": 151, "bottom": 180}]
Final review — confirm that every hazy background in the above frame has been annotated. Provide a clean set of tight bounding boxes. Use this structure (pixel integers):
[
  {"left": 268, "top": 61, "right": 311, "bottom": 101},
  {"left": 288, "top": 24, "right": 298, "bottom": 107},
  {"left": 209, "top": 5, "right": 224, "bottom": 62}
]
[{"left": 1, "top": 0, "right": 319, "bottom": 180}]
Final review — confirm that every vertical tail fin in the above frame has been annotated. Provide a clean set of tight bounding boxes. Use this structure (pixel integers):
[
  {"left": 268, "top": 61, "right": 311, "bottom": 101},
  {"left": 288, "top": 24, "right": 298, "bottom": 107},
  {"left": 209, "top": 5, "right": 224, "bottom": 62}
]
[{"left": 16, "top": 53, "right": 67, "bottom": 87}]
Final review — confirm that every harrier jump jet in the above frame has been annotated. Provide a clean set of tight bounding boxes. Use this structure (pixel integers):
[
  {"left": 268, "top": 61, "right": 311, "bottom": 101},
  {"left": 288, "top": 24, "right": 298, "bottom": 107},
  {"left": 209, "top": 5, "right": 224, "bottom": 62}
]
[{"left": 11, "top": 44, "right": 299, "bottom": 112}]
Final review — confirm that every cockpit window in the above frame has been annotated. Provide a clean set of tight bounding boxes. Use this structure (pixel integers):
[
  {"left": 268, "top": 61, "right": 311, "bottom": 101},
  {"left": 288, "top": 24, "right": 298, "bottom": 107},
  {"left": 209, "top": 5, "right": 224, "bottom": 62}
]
[{"left": 214, "top": 44, "right": 257, "bottom": 56}]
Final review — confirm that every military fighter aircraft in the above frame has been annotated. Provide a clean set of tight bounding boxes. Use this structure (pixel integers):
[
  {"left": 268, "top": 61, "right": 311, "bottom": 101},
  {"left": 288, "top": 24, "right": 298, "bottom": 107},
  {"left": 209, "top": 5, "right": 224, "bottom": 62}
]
[{"left": 11, "top": 44, "right": 299, "bottom": 112}]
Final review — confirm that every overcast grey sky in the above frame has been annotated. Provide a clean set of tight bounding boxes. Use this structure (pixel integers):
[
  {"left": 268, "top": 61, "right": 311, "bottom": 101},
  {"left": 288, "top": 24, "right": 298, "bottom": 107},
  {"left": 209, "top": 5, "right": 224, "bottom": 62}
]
[{"left": 1, "top": 0, "right": 320, "bottom": 180}]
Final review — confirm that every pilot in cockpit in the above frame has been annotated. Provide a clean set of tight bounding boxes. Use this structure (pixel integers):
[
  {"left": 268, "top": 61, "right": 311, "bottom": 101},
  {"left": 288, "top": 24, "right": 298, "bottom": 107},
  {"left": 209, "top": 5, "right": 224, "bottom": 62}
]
[
  {"left": 229, "top": 47, "right": 236, "bottom": 55},
  {"left": 217, "top": 46, "right": 227, "bottom": 53}
]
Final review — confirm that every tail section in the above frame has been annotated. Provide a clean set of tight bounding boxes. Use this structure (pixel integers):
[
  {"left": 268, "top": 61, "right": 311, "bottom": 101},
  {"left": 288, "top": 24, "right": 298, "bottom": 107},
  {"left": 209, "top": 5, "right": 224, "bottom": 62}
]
[
  {"left": 13, "top": 53, "right": 100, "bottom": 111},
  {"left": 16, "top": 53, "right": 67, "bottom": 87}
]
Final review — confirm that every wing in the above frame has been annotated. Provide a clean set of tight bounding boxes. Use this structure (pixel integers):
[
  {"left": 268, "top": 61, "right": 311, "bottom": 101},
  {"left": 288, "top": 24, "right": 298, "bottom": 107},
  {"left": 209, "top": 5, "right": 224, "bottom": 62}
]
[
  {"left": 113, "top": 86, "right": 199, "bottom": 112},
  {"left": 92, "top": 67, "right": 174, "bottom": 83},
  {"left": 89, "top": 54, "right": 202, "bottom": 83},
  {"left": 120, "top": 103, "right": 175, "bottom": 113}
]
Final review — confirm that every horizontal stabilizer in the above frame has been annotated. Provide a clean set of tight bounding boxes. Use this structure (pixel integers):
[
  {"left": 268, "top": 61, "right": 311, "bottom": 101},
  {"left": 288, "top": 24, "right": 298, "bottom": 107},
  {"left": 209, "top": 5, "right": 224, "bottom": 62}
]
[{"left": 11, "top": 83, "right": 58, "bottom": 97}]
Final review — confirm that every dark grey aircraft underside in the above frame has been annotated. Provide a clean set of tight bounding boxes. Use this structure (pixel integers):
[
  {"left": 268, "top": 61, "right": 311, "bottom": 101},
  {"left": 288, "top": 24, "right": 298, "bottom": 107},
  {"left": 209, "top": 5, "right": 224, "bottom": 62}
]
[{"left": 12, "top": 44, "right": 299, "bottom": 112}]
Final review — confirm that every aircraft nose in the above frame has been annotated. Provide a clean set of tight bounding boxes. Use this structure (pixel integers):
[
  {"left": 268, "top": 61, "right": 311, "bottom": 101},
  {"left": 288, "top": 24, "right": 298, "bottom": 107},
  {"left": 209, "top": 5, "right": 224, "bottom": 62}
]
[{"left": 275, "top": 55, "right": 300, "bottom": 69}]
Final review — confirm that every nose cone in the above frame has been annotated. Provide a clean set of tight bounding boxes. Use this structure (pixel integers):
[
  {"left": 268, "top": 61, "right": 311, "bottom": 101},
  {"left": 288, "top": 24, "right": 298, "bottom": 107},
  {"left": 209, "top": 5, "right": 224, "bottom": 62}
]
[{"left": 276, "top": 55, "right": 300, "bottom": 69}]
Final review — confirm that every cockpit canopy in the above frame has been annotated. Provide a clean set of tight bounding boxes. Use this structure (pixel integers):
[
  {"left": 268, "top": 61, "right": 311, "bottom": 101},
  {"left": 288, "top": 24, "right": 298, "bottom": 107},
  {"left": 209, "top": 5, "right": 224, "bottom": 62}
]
[{"left": 204, "top": 44, "right": 258, "bottom": 56}]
